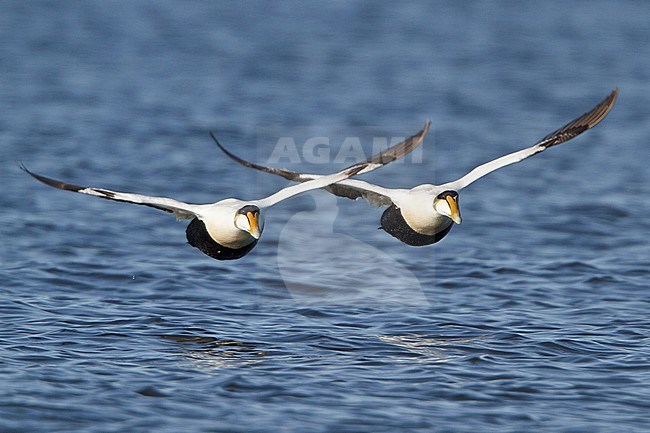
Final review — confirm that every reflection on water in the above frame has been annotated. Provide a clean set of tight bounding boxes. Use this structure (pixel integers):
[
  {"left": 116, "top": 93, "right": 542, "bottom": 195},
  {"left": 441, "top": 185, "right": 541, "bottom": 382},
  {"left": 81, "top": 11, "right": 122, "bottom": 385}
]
[
  {"left": 160, "top": 335, "right": 267, "bottom": 369},
  {"left": 378, "top": 334, "right": 484, "bottom": 363}
]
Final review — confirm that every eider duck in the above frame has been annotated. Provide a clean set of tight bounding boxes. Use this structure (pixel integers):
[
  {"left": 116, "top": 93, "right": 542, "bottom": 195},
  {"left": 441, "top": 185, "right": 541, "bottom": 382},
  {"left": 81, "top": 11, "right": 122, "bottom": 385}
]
[
  {"left": 22, "top": 123, "right": 428, "bottom": 259},
  {"left": 214, "top": 89, "right": 618, "bottom": 246}
]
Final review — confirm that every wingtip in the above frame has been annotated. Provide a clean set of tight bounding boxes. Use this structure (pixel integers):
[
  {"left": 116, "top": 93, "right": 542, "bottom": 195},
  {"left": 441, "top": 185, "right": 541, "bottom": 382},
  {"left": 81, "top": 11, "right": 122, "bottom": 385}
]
[
  {"left": 416, "top": 120, "right": 431, "bottom": 139},
  {"left": 19, "top": 162, "right": 35, "bottom": 177},
  {"left": 417, "top": 120, "right": 431, "bottom": 142},
  {"left": 537, "top": 87, "right": 620, "bottom": 149},
  {"left": 408, "top": 120, "right": 430, "bottom": 148},
  {"left": 604, "top": 87, "right": 619, "bottom": 102},
  {"left": 597, "top": 87, "right": 619, "bottom": 121},
  {"left": 208, "top": 130, "right": 225, "bottom": 149},
  {"left": 610, "top": 87, "right": 620, "bottom": 104}
]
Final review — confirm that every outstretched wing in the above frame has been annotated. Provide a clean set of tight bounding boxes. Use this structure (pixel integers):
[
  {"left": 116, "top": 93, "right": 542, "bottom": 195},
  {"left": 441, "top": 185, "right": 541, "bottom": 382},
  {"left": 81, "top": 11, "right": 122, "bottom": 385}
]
[
  {"left": 254, "top": 163, "right": 368, "bottom": 208},
  {"left": 321, "top": 179, "right": 396, "bottom": 207},
  {"left": 438, "top": 88, "right": 619, "bottom": 191},
  {"left": 22, "top": 164, "right": 198, "bottom": 220},
  {"left": 360, "top": 120, "right": 430, "bottom": 168},
  {"left": 211, "top": 121, "right": 430, "bottom": 207}
]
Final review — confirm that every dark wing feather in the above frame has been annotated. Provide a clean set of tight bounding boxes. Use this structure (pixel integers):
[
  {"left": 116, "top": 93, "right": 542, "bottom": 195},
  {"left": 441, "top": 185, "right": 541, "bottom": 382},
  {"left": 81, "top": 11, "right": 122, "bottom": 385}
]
[
  {"left": 364, "top": 120, "right": 430, "bottom": 165},
  {"left": 537, "top": 87, "right": 618, "bottom": 148},
  {"left": 210, "top": 121, "right": 430, "bottom": 202},
  {"left": 440, "top": 88, "right": 619, "bottom": 191},
  {"left": 21, "top": 164, "right": 197, "bottom": 219},
  {"left": 209, "top": 131, "right": 302, "bottom": 181}
]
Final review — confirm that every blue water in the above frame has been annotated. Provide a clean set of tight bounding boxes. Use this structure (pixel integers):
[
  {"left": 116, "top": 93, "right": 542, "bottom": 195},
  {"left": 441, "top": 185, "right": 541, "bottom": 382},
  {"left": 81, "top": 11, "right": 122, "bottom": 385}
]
[{"left": 2, "top": 1, "right": 650, "bottom": 432}]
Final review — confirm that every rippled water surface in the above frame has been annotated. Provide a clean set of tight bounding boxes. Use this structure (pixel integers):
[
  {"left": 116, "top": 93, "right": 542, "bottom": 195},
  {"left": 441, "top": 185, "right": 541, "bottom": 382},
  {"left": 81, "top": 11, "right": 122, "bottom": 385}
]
[{"left": 1, "top": 1, "right": 650, "bottom": 432}]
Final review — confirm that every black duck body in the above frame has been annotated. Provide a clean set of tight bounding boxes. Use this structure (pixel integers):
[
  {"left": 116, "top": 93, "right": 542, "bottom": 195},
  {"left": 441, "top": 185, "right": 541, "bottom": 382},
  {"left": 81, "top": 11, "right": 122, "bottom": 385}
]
[
  {"left": 186, "top": 218, "right": 258, "bottom": 260},
  {"left": 380, "top": 205, "right": 453, "bottom": 246}
]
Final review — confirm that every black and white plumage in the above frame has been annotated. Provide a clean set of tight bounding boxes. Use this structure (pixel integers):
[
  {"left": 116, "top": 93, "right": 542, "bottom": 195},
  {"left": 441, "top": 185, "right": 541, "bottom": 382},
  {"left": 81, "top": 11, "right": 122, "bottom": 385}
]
[
  {"left": 215, "top": 89, "right": 618, "bottom": 246},
  {"left": 22, "top": 123, "right": 428, "bottom": 260}
]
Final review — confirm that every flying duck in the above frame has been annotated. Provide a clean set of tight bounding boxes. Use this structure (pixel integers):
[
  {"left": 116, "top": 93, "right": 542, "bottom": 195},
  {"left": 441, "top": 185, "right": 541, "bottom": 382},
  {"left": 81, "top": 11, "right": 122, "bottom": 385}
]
[
  {"left": 212, "top": 89, "right": 618, "bottom": 246},
  {"left": 22, "top": 124, "right": 429, "bottom": 260}
]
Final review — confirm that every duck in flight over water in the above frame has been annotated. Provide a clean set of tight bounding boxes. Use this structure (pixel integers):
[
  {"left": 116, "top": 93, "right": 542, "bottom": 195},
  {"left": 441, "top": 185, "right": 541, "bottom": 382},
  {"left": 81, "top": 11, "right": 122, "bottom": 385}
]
[
  {"left": 213, "top": 88, "right": 618, "bottom": 246},
  {"left": 22, "top": 123, "right": 429, "bottom": 260}
]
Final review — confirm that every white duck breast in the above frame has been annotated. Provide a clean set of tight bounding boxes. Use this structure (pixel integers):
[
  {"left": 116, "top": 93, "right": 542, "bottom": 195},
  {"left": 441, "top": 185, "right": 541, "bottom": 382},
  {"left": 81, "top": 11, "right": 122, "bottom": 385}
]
[
  {"left": 215, "top": 89, "right": 618, "bottom": 246},
  {"left": 379, "top": 189, "right": 458, "bottom": 246},
  {"left": 185, "top": 200, "right": 262, "bottom": 260},
  {"left": 22, "top": 123, "right": 427, "bottom": 260}
]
